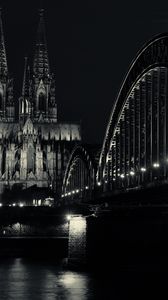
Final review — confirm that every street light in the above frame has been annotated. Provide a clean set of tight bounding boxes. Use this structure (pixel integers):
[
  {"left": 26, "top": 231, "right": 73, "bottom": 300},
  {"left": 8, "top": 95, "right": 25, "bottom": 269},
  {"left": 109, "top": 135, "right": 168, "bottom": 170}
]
[
  {"left": 153, "top": 163, "right": 160, "bottom": 168},
  {"left": 66, "top": 214, "right": 72, "bottom": 221}
]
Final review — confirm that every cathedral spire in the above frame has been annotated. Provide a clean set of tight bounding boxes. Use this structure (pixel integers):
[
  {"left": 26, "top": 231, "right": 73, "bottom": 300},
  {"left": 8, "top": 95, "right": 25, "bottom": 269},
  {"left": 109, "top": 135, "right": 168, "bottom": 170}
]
[
  {"left": 0, "top": 8, "right": 8, "bottom": 77},
  {"left": 22, "top": 56, "right": 30, "bottom": 97},
  {"left": 33, "top": 9, "right": 50, "bottom": 77}
]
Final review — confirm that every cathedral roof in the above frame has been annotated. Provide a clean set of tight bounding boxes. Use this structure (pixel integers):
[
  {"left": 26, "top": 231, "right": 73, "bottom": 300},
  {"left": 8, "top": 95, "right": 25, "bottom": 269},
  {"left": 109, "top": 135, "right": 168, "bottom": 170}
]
[
  {"left": 0, "top": 121, "right": 81, "bottom": 141},
  {"left": 0, "top": 122, "right": 19, "bottom": 140}
]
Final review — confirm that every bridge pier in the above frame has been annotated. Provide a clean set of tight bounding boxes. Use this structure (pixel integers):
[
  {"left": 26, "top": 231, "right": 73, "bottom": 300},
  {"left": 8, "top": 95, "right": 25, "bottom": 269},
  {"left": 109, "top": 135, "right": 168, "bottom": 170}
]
[{"left": 68, "top": 216, "right": 87, "bottom": 266}]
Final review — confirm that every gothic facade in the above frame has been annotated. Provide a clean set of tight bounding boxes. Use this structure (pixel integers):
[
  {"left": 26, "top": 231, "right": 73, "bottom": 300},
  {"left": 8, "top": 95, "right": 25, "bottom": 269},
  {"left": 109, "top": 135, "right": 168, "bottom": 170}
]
[{"left": 0, "top": 9, "right": 81, "bottom": 202}]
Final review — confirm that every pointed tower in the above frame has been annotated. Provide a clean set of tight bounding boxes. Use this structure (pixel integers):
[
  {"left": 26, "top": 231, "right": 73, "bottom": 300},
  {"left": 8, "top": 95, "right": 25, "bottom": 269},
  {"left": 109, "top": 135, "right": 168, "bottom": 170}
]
[
  {"left": 19, "top": 57, "right": 32, "bottom": 122},
  {"left": 0, "top": 8, "right": 14, "bottom": 121},
  {"left": 22, "top": 57, "right": 30, "bottom": 98},
  {"left": 33, "top": 9, "right": 50, "bottom": 78},
  {"left": 0, "top": 8, "right": 7, "bottom": 77},
  {"left": 31, "top": 9, "right": 57, "bottom": 123}
]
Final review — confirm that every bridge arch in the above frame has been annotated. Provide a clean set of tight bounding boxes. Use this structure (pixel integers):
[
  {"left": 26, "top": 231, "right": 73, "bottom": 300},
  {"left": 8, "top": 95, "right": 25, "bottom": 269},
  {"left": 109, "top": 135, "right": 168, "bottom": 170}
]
[
  {"left": 98, "top": 33, "right": 168, "bottom": 192},
  {"left": 62, "top": 144, "right": 100, "bottom": 203}
]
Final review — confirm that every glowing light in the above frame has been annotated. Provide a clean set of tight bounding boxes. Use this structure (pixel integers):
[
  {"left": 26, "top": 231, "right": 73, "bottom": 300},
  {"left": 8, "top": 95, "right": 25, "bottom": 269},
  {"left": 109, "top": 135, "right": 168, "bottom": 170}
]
[
  {"left": 59, "top": 272, "right": 87, "bottom": 288},
  {"left": 97, "top": 182, "right": 101, "bottom": 186},
  {"left": 76, "top": 189, "right": 79, "bottom": 193},
  {"left": 66, "top": 214, "right": 72, "bottom": 221},
  {"left": 69, "top": 216, "right": 86, "bottom": 234},
  {"left": 12, "top": 203, "right": 16, "bottom": 207},
  {"left": 19, "top": 203, "right": 24, "bottom": 207},
  {"left": 130, "top": 171, "right": 135, "bottom": 176},
  {"left": 153, "top": 163, "right": 160, "bottom": 168},
  {"left": 60, "top": 273, "right": 76, "bottom": 285},
  {"left": 120, "top": 174, "right": 125, "bottom": 178},
  {"left": 0, "top": 203, "right": 2, "bottom": 207},
  {"left": 68, "top": 192, "right": 71, "bottom": 196},
  {"left": 105, "top": 180, "right": 108, "bottom": 183},
  {"left": 85, "top": 186, "right": 89, "bottom": 190},
  {"left": 141, "top": 167, "right": 146, "bottom": 172},
  {"left": 72, "top": 191, "right": 75, "bottom": 194}
]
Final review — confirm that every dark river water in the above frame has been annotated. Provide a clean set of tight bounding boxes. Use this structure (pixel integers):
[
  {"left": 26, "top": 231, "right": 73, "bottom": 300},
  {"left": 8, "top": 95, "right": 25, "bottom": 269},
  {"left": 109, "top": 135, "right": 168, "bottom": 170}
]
[{"left": 0, "top": 258, "right": 167, "bottom": 299}]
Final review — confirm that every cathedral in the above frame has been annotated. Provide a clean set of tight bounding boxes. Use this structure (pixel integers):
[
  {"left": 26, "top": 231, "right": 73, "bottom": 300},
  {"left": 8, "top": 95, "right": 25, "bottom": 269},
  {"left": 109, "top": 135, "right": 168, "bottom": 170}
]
[{"left": 0, "top": 9, "right": 81, "bottom": 204}]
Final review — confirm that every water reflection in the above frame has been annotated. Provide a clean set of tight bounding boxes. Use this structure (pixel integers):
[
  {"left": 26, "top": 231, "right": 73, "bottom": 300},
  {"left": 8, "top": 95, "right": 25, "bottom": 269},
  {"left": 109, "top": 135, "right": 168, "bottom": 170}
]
[
  {"left": 0, "top": 258, "right": 27, "bottom": 300},
  {"left": 0, "top": 258, "right": 91, "bottom": 300},
  {"left": 0, "top": 258, "right": 165, "bottom": 299},
  {"left": 57, "top": 272, "right": 89, "bottom": 300}
]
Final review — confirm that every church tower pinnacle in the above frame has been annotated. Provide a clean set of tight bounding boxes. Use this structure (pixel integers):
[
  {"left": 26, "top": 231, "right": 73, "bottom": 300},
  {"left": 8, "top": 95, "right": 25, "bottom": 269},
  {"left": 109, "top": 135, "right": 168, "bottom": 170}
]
[
  {"left": 0, "top": 8, "right": 14, "bottom": 121},
  {"left": 30, "top": 9, "right": 57, "bottom": 123},
  {"left": 0, "top": 8, "right": 8, "bottom": 77},
  {"left": 33, "top": 9, "right": 50, "bottom": 78},
  {"left": 19, "top": 57, "right": 32, "bottom": 122},
  {"left": 19, "top": 9, "right": 57, "bottom": 123}
]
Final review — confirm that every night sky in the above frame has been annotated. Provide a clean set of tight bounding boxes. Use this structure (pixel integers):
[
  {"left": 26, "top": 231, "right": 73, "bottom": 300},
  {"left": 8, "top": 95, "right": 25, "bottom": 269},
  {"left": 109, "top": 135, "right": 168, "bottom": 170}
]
[{"left": 1, "top": 0, "right": 168, "bottom": 144}]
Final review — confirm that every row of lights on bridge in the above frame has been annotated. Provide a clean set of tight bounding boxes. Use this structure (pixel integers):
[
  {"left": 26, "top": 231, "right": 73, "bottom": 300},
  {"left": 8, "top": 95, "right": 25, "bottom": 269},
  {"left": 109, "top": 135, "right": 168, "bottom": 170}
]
[
  {"left": 0, "top": 203, "right": 52, "bottom": 207},
  {"left": 62, "top": 186, "right": 89, "bottom": 198},
  {"left": 0, "top": 203, "right": 24, "bottom": 207},
  {"left": 97, "top": 162, "right": 161, "bottom": 185},
  {"left": 60, "top": 162, "right": 162, "bottom": 196},
  {"left": 111, "top": 163, "right": 161, "bottom": 182}
]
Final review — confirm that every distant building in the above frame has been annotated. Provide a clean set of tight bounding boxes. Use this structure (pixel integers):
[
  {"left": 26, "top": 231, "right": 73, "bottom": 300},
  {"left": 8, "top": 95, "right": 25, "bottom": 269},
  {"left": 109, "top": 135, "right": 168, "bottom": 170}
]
[{"left": 0, "top": 9, "right": 81, "bottom": 202}]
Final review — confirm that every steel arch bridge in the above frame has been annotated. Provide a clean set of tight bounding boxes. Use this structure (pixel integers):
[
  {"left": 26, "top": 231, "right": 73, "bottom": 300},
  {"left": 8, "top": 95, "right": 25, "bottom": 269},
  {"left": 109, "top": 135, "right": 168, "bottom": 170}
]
[
  {"left": 61, "top": 145, "right": 100, "bottom": 202},
  {"left": 98, "top": 33, "right": 168, "bottom": 193},
  {"left": 62, "top": 33, "right": 168, "bottom": 202}
]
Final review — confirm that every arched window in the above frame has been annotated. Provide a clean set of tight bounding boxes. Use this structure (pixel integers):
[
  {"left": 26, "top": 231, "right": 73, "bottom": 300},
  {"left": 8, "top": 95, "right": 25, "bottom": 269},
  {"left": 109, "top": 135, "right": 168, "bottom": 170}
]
[
  {"left": 27, "top": 145, "right": 35, "bottom": 173},
  {"left": 39, "top": 92, "right": 46, "bottom": 112}
]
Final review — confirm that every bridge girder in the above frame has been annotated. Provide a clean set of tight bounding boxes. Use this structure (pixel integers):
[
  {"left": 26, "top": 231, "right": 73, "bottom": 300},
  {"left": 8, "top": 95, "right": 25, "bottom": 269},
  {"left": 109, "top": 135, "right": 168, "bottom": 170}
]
[
  {"left": 61, "top": 145, "right": 98, "bottom": 203},
  {"left": 98, "top": 33, "right": 168, "bottom": 193}
]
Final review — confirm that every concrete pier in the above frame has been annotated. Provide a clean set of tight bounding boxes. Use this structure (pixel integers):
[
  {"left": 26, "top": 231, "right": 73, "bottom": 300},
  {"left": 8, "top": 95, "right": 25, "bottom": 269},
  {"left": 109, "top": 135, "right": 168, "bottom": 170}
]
[{"left": 68, "top": 216, "right": 87, "bottom": 265}]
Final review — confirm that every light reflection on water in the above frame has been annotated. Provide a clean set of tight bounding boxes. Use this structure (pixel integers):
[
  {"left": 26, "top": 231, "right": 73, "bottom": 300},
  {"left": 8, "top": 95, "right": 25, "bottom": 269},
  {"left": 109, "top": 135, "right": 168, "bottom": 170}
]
[
  {"left": 0, "top": 258, "right": 93, "bottom": 300},
  {"left": 0, "top": 258, "right": 166, "bottom": 299}
]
